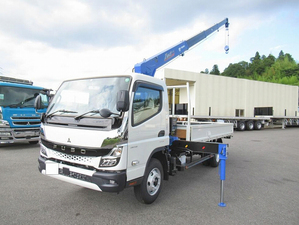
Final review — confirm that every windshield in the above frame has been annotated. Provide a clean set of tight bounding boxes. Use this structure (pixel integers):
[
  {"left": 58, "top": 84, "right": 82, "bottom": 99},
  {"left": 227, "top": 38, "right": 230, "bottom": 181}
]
[
  {"left": 0, "top": 86, "right": 48, "bottom": 108},
  {"left": 47, "top": 76, "right": 131, "bottom": 117}
]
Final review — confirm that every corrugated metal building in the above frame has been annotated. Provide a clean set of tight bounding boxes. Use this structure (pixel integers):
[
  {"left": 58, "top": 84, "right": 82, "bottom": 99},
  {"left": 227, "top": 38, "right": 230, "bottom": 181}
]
[{"left": 164, "top": 68, "right": 298, "bottom": 117}]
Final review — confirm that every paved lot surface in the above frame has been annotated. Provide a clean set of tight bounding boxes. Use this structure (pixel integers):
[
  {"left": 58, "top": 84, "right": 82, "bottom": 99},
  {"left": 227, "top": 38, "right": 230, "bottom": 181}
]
[{"left": 0, "top": 128, "right": 299, "bottom": 225}]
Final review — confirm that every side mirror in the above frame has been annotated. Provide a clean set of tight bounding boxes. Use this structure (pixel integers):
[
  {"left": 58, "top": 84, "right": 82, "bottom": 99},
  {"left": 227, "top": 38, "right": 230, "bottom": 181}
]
[
  {"left": 34, "top": 95, "right": 43, "bottom": 110},
  {"left": 116, "top": 90, "right": 129, "bottom": 112}
]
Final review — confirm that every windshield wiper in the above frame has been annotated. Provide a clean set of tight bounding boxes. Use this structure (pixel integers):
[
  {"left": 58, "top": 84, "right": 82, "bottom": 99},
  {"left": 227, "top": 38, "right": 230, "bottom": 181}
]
[
  {"left": 5, "top": 95, "right": 38, "bottom": 108},
  {"left": 47, "top": 110, "right": 78, "bottom": 118},
  {"left": 75, "top": 108, "right": 121, "bottom": 120},
  {"left": 5, "top": 103, "right": 22, "bottom": 108},
  {"left": 74, "top": 110, "right": 100, "bottom": 120}
]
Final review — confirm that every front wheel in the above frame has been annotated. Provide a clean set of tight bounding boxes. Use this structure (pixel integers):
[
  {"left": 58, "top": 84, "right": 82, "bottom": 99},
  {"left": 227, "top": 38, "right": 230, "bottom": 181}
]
[{"left": 134, "top": 158, "right": 163, "bottom": 204}]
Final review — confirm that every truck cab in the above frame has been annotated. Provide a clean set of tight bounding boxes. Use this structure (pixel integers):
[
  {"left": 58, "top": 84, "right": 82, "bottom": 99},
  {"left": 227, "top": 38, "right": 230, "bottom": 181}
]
[
  {"left": 37, "top": 74, "right": 168, "bottom": 188},
  {"left": 0, "top": 76, "right": 49, "bottom": 144}
]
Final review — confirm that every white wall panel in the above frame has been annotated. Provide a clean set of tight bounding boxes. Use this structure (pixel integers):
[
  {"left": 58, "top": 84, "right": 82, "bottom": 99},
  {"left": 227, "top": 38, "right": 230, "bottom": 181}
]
[{"left": 164, "top": 68, "right": 298, "bottom": 117}]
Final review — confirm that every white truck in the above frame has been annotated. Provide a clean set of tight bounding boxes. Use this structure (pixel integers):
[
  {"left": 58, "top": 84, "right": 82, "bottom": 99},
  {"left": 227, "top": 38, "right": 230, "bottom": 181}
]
[{"left": 35, "top": 18, "right": 233, "bottom": 204}]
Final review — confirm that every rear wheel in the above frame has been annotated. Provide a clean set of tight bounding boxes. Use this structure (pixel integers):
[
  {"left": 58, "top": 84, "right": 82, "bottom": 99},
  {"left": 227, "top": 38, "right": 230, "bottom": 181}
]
[
  {"left": 210, "top": 139, "right": 221, "bottom": 167},
  {"left": 203, "top": 138, "right": 221, "bottom": 167},
  {"left": 134, "top": 158, "right": 163, "bottom": 204},
  {"left": 246, "top": 121, "right": 254, "bottom": 130},
  {"left": 202, "top": 154, "right": 210, "bottom": 166},
  {"left": 210, "top": 154, "right": 220, "bottom": 167},
  {"left": 254, "top": 121, "right": 262, "bottom": 130},
  {"left": 237, "top": 121, "right": 245, "bottom": 131}
]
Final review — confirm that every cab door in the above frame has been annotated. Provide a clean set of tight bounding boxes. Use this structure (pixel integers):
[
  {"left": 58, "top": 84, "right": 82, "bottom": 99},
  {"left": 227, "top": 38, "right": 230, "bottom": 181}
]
[{"left": 127, "top": 81, "right": 168, "bottom": 181}]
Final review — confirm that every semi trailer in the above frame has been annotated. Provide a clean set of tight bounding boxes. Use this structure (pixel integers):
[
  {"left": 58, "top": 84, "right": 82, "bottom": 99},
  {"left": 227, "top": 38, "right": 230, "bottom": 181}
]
[{"left": 164, "top": 69, "right": 299, "bottom": 131}]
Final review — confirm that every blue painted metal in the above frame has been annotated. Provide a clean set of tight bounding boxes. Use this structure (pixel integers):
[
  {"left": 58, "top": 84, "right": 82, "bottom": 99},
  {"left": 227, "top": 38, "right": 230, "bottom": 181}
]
[
  {"left": 169, "top": 135, "right": 179, "bottom": 146},
  {"left": 134, "top": 18, "right": 229, "bottom": 77},
  {"left": 218, "top": 144, "right": 227, "bottom": 180},
  {"left": 0, "top": 80, "right": 48, "bottom": 143},
  {"left": 218, "top": 143, "right": 228, "bottom": 207}
]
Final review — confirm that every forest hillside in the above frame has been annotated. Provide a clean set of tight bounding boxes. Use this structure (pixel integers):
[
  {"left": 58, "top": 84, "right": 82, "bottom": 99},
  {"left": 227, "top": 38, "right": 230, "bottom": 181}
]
[{"left": 206, "top": 51, "right": 299, "bottom": 86}]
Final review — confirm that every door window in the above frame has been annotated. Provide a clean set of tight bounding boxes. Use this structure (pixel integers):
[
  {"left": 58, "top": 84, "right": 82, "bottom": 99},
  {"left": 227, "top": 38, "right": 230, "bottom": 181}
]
[{"left": 132, "top": 86, "right": 161, "bottom": 126}]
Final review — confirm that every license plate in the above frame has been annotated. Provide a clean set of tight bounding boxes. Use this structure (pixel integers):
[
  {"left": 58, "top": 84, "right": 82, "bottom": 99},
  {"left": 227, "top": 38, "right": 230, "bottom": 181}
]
[{"left": 45, "top": 161, "right": 58, "bottom": 175}]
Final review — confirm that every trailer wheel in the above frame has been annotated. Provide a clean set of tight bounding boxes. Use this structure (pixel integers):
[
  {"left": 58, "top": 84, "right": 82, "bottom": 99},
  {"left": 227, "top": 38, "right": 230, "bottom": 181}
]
[
  {"left": 237, "top": 121, "right": 245, "bottom": 131},
  {"left": 134, "top": 158, "right": 163, "bottom": 204},
  {"left": 254, "top": 121, "right": 262, "bottom": 130},
  {"left": 246, "top": 121, "right": 254, "bottom": 130}
]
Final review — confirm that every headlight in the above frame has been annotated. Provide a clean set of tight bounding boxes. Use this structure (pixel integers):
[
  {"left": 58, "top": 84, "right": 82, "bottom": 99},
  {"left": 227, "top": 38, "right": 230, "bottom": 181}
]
[
  {"left": 0, "top": 107, "right": 9, "bottom": 127},
  {"left": 99, "top": 146, "right": 123, "bottom": 167},
  {"left": 40, "top": 144, "right": 48, "bottom": 157},
  {"left": 0, "top": 120, "right": 9, "bottom": 127},
  {"left": 111, "top": 147, "right": 122, "bottom": 157}
]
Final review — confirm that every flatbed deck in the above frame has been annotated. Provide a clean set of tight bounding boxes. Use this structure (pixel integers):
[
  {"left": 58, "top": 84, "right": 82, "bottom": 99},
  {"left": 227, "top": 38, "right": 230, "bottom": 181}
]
[{"left": 176, "top": 121, "right": 233, "bottom": 142}]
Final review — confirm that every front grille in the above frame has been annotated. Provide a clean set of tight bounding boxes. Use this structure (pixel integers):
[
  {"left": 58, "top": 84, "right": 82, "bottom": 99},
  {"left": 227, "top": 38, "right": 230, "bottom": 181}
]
[
  {"left": 11, "top": 116, "right": 41, "bottom": 126},
  {"left": 13, "top": 121, "right": 41, "bottom": 126},
  {"left": 51, "top": 150, "right": 93, "bottom": 164},
  {"left": 41, "top": 139, "right": 111, "bottom": 156},
  {"left": 11, "top": 117, "right": 40, "bottom": 120}
]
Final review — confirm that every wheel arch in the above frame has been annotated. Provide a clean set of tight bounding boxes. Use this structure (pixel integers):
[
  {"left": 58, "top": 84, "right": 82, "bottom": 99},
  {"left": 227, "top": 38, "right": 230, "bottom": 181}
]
[{"left": 146, "top": 146, "right": 169, "bottom": 181}]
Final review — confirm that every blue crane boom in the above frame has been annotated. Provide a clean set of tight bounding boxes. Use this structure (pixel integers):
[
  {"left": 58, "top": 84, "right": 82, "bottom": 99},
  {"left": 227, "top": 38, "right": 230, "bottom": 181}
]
[{"left": 134, "top": 18, "right": 229, "bottom": 77}]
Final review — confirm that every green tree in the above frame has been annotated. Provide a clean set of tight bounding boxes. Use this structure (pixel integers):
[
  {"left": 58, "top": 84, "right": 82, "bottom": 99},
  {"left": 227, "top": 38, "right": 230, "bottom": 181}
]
[
  {"left": 263, "top": 54, "right": 276, "bottom": 68},
  {"left": 285, "top": 53, "right": 295, "bottom": 63},
  {"left": 222, "top": 63, "right": 243, "bottom": 77},
  {"left": 249, "top": 51, "right": 264, "bottom": 75},
  {"left": 210, "top": 64, "right": 220, "bottom": 75},
  {"left": 220, "top": 51, "right": 299, "bottom": 86},
  {"left": 277, "top": 50, "right": 285, "bottom": 61}
]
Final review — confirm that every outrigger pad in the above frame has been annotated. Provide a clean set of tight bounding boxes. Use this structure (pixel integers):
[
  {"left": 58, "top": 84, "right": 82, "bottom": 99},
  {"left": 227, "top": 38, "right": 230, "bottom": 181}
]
[{"left": 170, "top": 140, "right": 220, "bottom": 154}]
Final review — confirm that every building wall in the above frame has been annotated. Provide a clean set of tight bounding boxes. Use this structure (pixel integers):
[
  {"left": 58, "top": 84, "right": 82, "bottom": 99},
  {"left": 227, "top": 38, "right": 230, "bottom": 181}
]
[{"left": 164, "top": 68, "right": 298, "bottom": 117}]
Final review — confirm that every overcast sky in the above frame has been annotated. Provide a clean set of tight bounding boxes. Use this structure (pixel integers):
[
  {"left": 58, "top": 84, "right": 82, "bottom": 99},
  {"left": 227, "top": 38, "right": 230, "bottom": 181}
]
[{"left": 0, "top": 0, "right": 298, "bottom": 90}]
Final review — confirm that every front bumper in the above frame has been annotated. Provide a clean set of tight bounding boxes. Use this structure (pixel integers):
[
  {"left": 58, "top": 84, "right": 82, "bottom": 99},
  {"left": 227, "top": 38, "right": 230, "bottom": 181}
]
[
  {"left": 0, "top": 128, "right": 40, "bottom": 144},
  {"left": 38, "top": 156, "right": 126, "bottom": 193}
]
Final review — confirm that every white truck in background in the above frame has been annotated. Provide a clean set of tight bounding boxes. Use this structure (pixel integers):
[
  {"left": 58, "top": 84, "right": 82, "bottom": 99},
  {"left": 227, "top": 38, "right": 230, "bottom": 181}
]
[{"left": 35, "top": 18, "right": 232, "bottom": 204}]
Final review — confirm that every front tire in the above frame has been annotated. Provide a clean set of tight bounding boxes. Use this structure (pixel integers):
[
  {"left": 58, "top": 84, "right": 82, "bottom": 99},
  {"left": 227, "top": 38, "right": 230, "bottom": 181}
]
[{"left": 134, "top": 158, "right": 163, "bottom": 204}]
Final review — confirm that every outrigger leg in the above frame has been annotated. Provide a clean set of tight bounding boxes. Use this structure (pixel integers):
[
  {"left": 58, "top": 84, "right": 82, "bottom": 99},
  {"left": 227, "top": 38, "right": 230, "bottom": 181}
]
[{"left": 218, "top": 144, "right": 227, "bottom": 207}]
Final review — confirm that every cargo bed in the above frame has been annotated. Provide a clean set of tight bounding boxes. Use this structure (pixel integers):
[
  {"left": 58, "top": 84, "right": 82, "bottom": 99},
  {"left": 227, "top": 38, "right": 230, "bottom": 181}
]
[{"left": 176, "top": 121, "right": 233, "bottom": 142}]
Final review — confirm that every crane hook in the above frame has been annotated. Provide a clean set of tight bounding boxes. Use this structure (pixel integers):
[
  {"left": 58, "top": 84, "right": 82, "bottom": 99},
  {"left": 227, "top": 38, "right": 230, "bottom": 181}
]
[
  {"left": 224, "top": 45, "right": 229, "bottom": 54},
  {"left": 224, "top": 23, "right": 229, "bottom": 54}
]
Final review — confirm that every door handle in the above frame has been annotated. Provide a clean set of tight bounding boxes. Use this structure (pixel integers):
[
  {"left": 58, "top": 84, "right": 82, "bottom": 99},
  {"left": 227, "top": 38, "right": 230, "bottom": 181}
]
[{"left": 158, "top": 130, "right": 165, "bottom": 137}]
